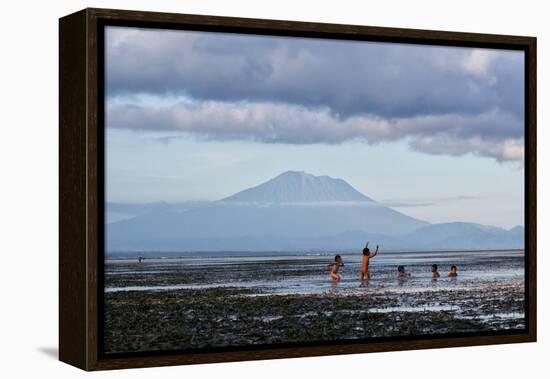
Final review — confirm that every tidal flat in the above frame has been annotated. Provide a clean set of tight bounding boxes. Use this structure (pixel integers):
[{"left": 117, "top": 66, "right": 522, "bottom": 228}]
[{"left": 103, "top": 251, "right": 525, "bottom": 353}]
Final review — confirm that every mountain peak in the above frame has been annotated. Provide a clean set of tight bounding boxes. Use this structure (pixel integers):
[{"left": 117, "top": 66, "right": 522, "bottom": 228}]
[
  {"left": 279, "top": 170, "right": 308, "bottom": 176},
  {"left": 221, "top": 171, "right": 373, "bottom": 203},
  {"left": 508, "top": 225, "right": 525, "bottom": 236}
]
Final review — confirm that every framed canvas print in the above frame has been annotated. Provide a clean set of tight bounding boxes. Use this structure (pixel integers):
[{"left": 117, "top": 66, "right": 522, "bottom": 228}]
[{"left": 59, "top": 8, "right": 537, "bottom": 371}]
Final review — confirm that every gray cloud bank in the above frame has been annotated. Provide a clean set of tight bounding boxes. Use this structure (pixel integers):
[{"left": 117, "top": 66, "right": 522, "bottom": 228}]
[
  {"left": 108, "top": 101, "right": 523, "bottom": 162},
  {"left": 105, "top": 27, "right": 525, "bottom": 162}
]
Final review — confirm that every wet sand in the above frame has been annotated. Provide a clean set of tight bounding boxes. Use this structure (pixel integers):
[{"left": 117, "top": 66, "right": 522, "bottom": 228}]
[{"left": 103, "top": 251, "right": 525, "bottom": 353}]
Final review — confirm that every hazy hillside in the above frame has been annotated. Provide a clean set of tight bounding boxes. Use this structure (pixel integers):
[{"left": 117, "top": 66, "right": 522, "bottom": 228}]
[
  {"left": 106, "top": 171, "right": 523, "bottom": 254},
  {"left": 404, "top": 222, "right": 524, "bottom": 250}
]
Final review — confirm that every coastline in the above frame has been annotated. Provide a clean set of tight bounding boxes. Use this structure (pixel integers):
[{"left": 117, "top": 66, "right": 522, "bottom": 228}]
[{"left": 103, "top": 250, "right": 526, "bottom": 353}]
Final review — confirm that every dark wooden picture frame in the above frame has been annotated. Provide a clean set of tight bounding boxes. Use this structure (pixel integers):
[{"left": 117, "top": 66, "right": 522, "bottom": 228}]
[{"left": 59, "top": 7, "right": 537, "bottom": 371}]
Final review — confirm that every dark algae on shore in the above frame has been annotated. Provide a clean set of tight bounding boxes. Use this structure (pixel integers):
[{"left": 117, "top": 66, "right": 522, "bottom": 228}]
[{"left": 104, "top": 283, "right": 524, "bottom": 353}]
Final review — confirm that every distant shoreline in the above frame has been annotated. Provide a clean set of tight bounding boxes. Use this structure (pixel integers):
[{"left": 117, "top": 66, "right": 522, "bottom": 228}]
[{"left": 105, "top": 248, "right": 524, "bottom": 260}]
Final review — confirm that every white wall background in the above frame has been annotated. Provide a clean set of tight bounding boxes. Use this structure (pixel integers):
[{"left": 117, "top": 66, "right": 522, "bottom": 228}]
[{"left": 0, "top": 0, "right": 547, "bottom": 377}]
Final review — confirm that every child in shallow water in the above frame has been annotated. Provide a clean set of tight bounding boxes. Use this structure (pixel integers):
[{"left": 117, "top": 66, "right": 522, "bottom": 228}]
[
  {"left": 397, "top": 265, "right": 410, "bottom": 278},
  {"left": 448, "top": 265, "right": 458, "bottom": 277},
  {"left": 360, "top": 242, "right": 379, "bottom": 282},
  {"left": 431, "top": 264, "right": 440, "bottom": 278},
  {"left": 329, "top": 255, "right": 344, "bottom": 281}
]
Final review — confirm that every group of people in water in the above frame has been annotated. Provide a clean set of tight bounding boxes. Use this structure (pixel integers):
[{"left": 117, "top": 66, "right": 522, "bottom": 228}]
[{"left": 328, "top": 241, "right": 459, "bottom": 283}]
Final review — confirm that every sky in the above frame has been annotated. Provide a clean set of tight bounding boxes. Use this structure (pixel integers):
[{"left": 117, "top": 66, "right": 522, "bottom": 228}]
[{"left": 105, "top": 26, "right": 525, "bottom": 229}]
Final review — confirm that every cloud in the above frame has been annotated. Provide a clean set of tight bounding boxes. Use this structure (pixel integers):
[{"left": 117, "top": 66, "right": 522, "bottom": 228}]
[
  {"left": 409, "top": 134, "right": 524, "bottom": 163},
  {"left": 378, "top": 201, "right": 435, "bottom": 208},
  {"left": 105, "top": 27, "right": 525, "bottom": 164},
  {"left": 106, "top": 27, "right": 525, "bottom": 120},
  {"left": 107, "top": 100, "right": 524, "bottom": 162},
  {"left": 462, "top": 49, "right": 499, "bottom": 77},
  {"left": 381, "top": 195, "right": 480, "bottom": 207}
]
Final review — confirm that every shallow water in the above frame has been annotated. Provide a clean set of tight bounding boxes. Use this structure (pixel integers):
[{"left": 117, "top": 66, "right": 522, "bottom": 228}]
[{"left": 105, "top": 250, "right": 525, "bottom": 296}]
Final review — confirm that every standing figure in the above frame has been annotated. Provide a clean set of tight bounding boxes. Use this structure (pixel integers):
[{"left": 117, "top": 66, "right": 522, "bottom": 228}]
[{"left": 360, "top": 242, "right": 379, "bottom": 283}]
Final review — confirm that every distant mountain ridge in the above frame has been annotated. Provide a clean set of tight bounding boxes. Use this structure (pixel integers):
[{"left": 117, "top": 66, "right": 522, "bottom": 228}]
[
  {"left": 404, "top": 222, "right": 524, "bottom": 251},
  {"left": 106, "top": 171, "right": 524, "bottom": 254}
]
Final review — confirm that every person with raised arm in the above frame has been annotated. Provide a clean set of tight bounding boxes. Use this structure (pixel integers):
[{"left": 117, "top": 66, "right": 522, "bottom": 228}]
[{"left": 360, "top": 241, "right": 379, "bottom": 283}]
